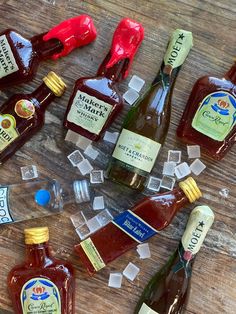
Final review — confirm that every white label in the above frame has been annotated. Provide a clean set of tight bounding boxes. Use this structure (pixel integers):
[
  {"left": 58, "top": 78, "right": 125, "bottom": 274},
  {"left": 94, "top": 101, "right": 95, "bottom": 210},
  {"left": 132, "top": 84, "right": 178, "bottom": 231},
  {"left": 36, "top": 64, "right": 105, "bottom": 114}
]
[
  {"left": 0, "top": 35, "right": 19, "bottom": 78},
  {"left": 67, "top": 90, "right": 113, "bottom": 135},
  {"left": 138, "top": 303, "right": 159, "bottom": 314},
  {"left": 0, "top": 187, "right": 13, "bottom": 224}
]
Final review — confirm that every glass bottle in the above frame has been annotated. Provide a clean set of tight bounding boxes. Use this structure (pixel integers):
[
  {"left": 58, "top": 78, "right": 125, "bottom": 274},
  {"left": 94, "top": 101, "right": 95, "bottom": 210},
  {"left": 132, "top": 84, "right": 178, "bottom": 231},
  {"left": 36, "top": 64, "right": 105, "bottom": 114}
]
[
  {"left": 107, "top": 29, "right": 193, "bottom": 191},
  {"left": 63, "top": 18, "right": 144, "bottom": 141},
  {"left": 134, "top": 205, "right": 214, "bottom": 314},
  {"left": 0, "top": 15, "right": 97, "bottom": 89},
  {"left": 8, "top": 227, "right": 75, "bottom": 314},
  {"left": 74, "top": 177, "right": 202, "bottom": 275},
  {"left": 0, "top": 71, "right": 66, "bottom": 164},
  {"left": 0, "top": 179, "right": 92, "bottom": 225},
  {"left": 177, "top": 61, "right": 236, "bottom": 160}
]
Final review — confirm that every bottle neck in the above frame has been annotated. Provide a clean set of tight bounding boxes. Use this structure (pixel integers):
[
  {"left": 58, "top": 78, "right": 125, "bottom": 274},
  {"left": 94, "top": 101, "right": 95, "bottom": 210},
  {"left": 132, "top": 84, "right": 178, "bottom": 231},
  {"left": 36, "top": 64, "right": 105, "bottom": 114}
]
[
  {"left": 31, "top": 83, "right": 56, "bottom": 111},
  {"left": 224, "top": 62, "right": 236, "bottom": 84},
  {"left": 96, "top": 52, "right": 128, "bottom": 83},
  {"left": 31, "top": 33, "right": 63, "bottom": 60},
  {"left": 152, "top": 61, "right": 180, "bottom": 89},
  {"left": 25, "top": 242, "right": 52, "bottom": 267}
]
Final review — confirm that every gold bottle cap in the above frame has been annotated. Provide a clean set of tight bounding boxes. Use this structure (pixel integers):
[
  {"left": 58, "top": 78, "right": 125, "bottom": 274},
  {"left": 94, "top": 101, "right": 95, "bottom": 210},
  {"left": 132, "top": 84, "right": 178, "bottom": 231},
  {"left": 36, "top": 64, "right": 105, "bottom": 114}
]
[
  {"left": 179, "top": 177, "right": 202, "bottom": 203},
  {"left": 43, "top": 71, "right": 66, "bottom": 97},
  {"left": 24, "top": 227, "right": 49, "bottom": 245}
]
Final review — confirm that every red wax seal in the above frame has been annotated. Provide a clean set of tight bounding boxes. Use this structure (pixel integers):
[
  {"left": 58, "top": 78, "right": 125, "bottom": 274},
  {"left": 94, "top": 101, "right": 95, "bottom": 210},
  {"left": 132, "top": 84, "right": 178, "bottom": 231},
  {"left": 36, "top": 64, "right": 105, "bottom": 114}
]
[
  {"left": 106, "top": 18, "right": 144, "bottom": 78},
  {"left": 43, "top": 15, "right": 97, "bottom": 60}
]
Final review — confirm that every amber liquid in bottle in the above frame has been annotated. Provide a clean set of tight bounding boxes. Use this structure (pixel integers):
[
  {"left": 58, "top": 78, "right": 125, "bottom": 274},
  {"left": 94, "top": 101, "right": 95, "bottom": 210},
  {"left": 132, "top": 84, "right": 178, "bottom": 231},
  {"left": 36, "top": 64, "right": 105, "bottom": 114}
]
[
  {"left": 177, "top": 62, "right": 236, "bottom": 160},
  {"left": 134, "top": 205, "right": 214, "bottom": 314},
  {"left": 107, "top": 29, "right": 193, "bottom": 191},
  {"left": 8, "top": 227, "right": 75, "bottom": 314},
  {"left": 75, "top": 177, "right": 201, "bottom": 275}
]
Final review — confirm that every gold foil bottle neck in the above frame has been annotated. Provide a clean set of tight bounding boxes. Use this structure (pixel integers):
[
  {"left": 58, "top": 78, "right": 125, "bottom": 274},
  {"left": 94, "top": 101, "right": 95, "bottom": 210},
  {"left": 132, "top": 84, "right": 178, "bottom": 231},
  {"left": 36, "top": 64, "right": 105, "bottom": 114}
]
[
  {"left": 43, "top": 71, "right": 66, "bottom": 97},
  {"left": 24, "top": 227, "right": 49, "bottom": 245},
  {"left": 179, "top": 177, "right": 202, "bottom": 203}
]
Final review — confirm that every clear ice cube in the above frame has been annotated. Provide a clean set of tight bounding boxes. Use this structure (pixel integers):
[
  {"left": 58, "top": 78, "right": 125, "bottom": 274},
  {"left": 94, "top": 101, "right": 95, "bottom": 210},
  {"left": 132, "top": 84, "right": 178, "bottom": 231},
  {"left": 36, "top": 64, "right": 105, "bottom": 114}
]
[
  {"left": 21, "top": 165, "right": 38, "bottom": 180},
  {"left": 187, "top": 145, "right": 201, "bottom": 159},
  {"left": 147, "top": 176, "right": 162, "bottom": 192},
  {"left": 103, "top": 131, "right": 119, "bottom": 144},
  {"left": 77, "top": 159, "right": 94, "bottom": 175},
  {"left": 84, "top": 145, "right": 99, "bottom": 160},
  {"left": 65, "top": 130, "right": 79, "bottom": 144},
  {"left": 162, "top": 161, "right": 176, "bottom": 176},
  {"left": 67, "top": 150, "right": 84, "bottom": 167},
  {"left": 86, "top": 216, "right": 101, "bottom": 233},
  {"left": 123, "top": 262, "right": 140, "bottom": 281},
  {"left": 161, "top": 175, "right": 176, "bottom": 190},
  {"left": 95, "top": 209, "right": 113, "bottom": 226},
  {"left": 137, "top": 243, "right": 151, "bottom": 259},
  {"left": 123, "top": 89, "right": 139, "bottom": 105},
  {"left": 108, "top": 272, "right": 123, "bottom": 288},
  {"left": 75, "top": 224, "right": 91, "bottom": 240},
  {"left": 190, "top": 159, "right": 206, "bottom": 175},
  {"left": 90, "top": 170, "right": 104, "bottom": 184},
  {"left": 93, "top": 196, "right": 105, "bottom": 210},
  {"left": 70, "top": 211, "right": 86, "bottom": 229},
  {"left": 174, "top": 162, "right": 191, "bottom": 179},
  {"left": 76, "top": 135, "right": 92, "bottom": 150},
  {"left": 167, "top": 150, "right": 181, "bottom": 163},
  {"left": 128, "top": 75, "right": 145, "bottom": 93}
]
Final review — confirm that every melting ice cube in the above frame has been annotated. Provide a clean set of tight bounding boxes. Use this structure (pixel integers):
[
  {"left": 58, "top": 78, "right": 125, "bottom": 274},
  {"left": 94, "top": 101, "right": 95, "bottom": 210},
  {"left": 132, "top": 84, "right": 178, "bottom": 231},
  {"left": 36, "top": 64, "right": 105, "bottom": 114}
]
[
  {"left": 76, "top": 135, "right": 92, "bottom": 150},
  {"left": 75, "top": 224, "right": 91, "bottom": 240},
  {"left": 162, "top": 161, "right": 176, "bottom": 176},
  {"left": 84, "top": 145, "right": 99, "bottom": 160},
  {"left": 190, "top": 159, "right": 206, "bottom": 175},
  {"left": 67, "top": 150, "right": 84, "bottom": 167},
  {"left": 103, "top": 131, "right": 119, "bottom": 144},
  {"left": 65, "top": 130, "right": 79, "bottom": 144},
  {"left": 123, "top": 89, "right": 139, "bottom": 105},
  {"left": 161, "top": 175, "right": 176, "bottom": 190},
  {"left": 77, "top": 159, "right": 93, "bottom": 175},
  {"left": 123, "top": 262, "right": 140, "bottom": 281},
  {"left": 93, "top": 196, "right": 105, "bottom": 210},
  {"left": 137, "top": 243, "right": 151, "bottom": 259},
  {"left": 187, "top": 145, "right": 201, "bottom": 159},
  {"left": 90, "top": 170, "right": 104, "bottom": 184},
  {"left": 95, "top": 209, "right": 113, "bottom": 226},
  {"left": 147, "top": 176, "right": 162, "bottom": 192},
  {"left": 128, "top": 75, "right": 145, "bottom": 92},
  {"left": 108, "top": 273, "right": 123, "bottom": 288},
  {"left": 21, "top": 165, "right": 38, "bottom": 180},
  {"left": 175, "top": 162, "right": 191, "bottom": 179},
  {"left": 86, "top": 216, "right": 101, "bottom": 233},
  {"left": 70, "top": 211, "right": 86, "bottom": 229},
  {"left": 167, "top": 150, "right": 181, "bottom": 163}
]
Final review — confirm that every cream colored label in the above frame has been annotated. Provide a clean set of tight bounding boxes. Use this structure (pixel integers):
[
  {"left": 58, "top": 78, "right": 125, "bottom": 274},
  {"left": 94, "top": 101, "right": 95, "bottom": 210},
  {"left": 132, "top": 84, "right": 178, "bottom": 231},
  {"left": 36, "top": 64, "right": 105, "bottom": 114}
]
[
  {"left": 0, "top": 35, "right": 19, "bottom": 78},
  {"left": 80, "top": 237, "right": 106, "bottom": 271},
  {"left": 182, "top": 205, "right": 214, "bottom": 255},
  {"left": 0, "top": 114, "right": 19, "bottom": 152},
  {"left": 67, "top": 90, "right": 113, "bottom": 135},
  {"left": 112, "top": 129, "right": 161, "bottom": 173},
  {"left": 164, "top": 29, "right": 193, "bottom": 69},
  {"left": 138, "top": 303, "right": 159, "bottom": 314}
]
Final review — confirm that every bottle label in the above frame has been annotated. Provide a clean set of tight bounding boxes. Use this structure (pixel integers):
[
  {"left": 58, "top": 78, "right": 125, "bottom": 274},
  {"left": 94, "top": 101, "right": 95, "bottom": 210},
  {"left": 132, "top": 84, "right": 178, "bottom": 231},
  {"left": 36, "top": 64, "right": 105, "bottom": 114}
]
[
  {"left": 67, "top": 90, "right": 113, "bottom": 135},
  {"left": 21, "top": 277, "right": 61, "bottom": 314},
  {"left": 15, "top": 99, "right": 35, "bottom": 118},
  {"left": 0, "top": 35, "right": 19, "bottom": 78},
  {"left": 0, "top": 114, "right": 19, "bottom": 152},
  {"left": 192, "top": 91, "right": 236, "bottom": 141},
  {"left": 80, "top": 237, "right": 106, "bottom": 271},
  {"left": 112, "top": 129, "right": 161, "bottom": 173},
  {"left": 0, "top": 187, "right": 13, "bottom": 224},
  {"left": 112, "top": 210, "right": 157, "bottom": 243},
  {"left": 138, "top": 303, "right": 159, "bottom": 314}
]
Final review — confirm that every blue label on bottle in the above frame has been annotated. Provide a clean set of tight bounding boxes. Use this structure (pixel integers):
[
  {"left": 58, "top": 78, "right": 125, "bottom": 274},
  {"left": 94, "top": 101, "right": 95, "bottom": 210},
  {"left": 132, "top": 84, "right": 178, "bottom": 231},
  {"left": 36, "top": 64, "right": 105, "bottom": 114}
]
[
  {"left": 0, "top": 187, "right": 13, "bottom": 224},
  {"left": 112, "top": 210, "right": 157, "bottom": 243}
]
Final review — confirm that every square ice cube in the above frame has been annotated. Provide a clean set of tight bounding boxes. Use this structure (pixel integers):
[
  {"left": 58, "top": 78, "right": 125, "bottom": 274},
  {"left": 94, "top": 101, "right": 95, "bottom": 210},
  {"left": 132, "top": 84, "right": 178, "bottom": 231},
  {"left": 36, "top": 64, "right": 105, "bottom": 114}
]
[
  {"left": 187, "top": 145, "right": 201, "bottom": 159},
  {"left": 175, "top": 162, "right": 191, "bottom": 179},
  {"left": 137, "top": 243, "right": 151, "bottom": 259},
  {"left": 77, "top": 159, "right": 93, "bottom": 175},
  {"left": 147, "top": 176, "right": 162, "bottom": 192},
  {"left": 93, "top": 196, "right": 105, "bottom": 210},
  {"left": 95, "top": 209, "right": 113, "bottom": 226},
  {"left": 123, "top": 88, "right": 139, "bottom": 105},
  {"left": 76, "top": 135, "right": 92, "bottom": 150},
  {"left": 75, "top": 224, "right": 91, "bottom": 240},
  {"left": 128, "top": 75, "right": 145, "bottom": 93},
  {"left": 67, "top": 150, "right": 84, "bottom": 167},
  {"left": 161, "top": 175, "right": 176, "bottom": 190},
  {"left": 90, "top": 170, "right": 104, "bottom": 184},
  {"left": 190, "top": 159, "right": 206, "bottom": 175},
  {"left": 65, "top": 130, "right": 79, "bottom": 144},
  {"left": 84, "top": 145, "right": 99, "bottom": 160},
  {"left": 123, "top": 262, "right": 140, "bottom": 281},
  {"left": 70, "top": 211, "right": 86, "bottom": 229},
  {"left": 108, "top": 273, "right": 123, "bottom": 288},
  {"left": 162, "top": 161, "right": 176, "bottom": 176},
  {"left": 167, "top": 150, "right": 181, "bottom": 163},
  {"left": 86, "top": 216, "right": 101, "bottom": 233},
  {"left": 21, "top": 165, "right": 38, "bottom": 180},
  {"left": 103, "top": 131, "right": 119, "bottom": 144}
]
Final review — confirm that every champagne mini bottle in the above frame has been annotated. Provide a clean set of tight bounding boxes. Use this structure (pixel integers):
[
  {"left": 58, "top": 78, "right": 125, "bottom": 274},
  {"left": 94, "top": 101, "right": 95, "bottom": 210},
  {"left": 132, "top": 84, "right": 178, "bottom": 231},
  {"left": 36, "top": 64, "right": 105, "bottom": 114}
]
[
  {"left": 107, "top": 29, "right": 193, "bottom": 190},
  {"left": 0, "top": 71, "right": 66, "bottom": 164},
  {"left": 64, "top": 18, "right": 144, "bottom": 141},
  {"left": 75, "top": 177, "right": 202, "bottom": 275},
  {"left": 0, "top": 15, "right": 96, "bottom": 89},
  {"left": 135, "top": 205, "right": 214, "bottom": 314},
  {"left": 8, "top": 227, "right": 75, "bottom": 314}
]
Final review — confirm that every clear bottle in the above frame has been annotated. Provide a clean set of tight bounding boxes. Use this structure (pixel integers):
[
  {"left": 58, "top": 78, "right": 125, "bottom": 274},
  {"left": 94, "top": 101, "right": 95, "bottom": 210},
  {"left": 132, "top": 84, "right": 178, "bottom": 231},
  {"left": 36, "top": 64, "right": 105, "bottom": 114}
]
[
  {"left": 107, "top": 29, "right": 193, "bottom": 190},
  {"left": 0, "top": 179, "right": 92, "bottom": 225},
  {"left": 8, "top": 227, "right": 75, "bottom": 314},
  {"left": 134, "top": 205, "right": 214, "bottom": 314}
]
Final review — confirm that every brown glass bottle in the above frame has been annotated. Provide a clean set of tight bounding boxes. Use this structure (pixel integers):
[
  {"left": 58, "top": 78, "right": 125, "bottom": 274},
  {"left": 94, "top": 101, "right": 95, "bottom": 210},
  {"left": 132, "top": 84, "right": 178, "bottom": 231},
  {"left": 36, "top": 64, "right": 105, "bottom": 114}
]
[
  {"left": 134, "top": 205, "right": 214, "bottom": 314},
  {"left": 107, "top": 29, "right": 193, "bottom": 191},
  {"left": 0, "top": 71, "right": 66, "bottom": 164},
  {"left": 8, "top": 227, "right": 75, "bottom": 314}
]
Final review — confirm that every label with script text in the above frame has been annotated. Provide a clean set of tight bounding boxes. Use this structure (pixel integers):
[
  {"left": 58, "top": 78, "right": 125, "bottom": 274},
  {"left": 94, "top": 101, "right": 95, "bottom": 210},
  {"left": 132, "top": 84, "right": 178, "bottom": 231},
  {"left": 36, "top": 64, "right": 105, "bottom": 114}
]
[
  {"left": 0, "top": 35, "right": 19, "bottom": 78},
  {"left": 0, "top": 187, "right": 13, "bottom": 224}
]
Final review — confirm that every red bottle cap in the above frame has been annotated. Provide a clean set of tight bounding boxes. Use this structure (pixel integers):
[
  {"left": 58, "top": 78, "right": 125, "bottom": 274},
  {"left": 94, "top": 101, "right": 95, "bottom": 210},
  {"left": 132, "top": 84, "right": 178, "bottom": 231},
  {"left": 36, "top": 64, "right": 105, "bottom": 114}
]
[
  {"left": 43, "top": 15, "right": 97, "bottom": 60},
  {"left": 106, "top": 18, "right": 144, "bottom": 78}
]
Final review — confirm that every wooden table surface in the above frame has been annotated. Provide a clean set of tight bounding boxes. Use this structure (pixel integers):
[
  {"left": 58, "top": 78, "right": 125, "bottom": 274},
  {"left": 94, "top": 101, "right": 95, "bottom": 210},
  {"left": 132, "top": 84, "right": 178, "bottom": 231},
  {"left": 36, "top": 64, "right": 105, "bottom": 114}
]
[{"left": 0, "top": 0, "right": 235, "bottom": 313}]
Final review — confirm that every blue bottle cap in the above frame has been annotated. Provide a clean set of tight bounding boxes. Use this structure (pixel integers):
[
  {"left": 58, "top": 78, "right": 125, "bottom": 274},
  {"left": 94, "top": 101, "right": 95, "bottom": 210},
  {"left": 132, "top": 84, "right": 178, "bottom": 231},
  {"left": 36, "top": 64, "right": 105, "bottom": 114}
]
[{"left": 35, "top": 189, "right": 51, "bottom": 207}]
